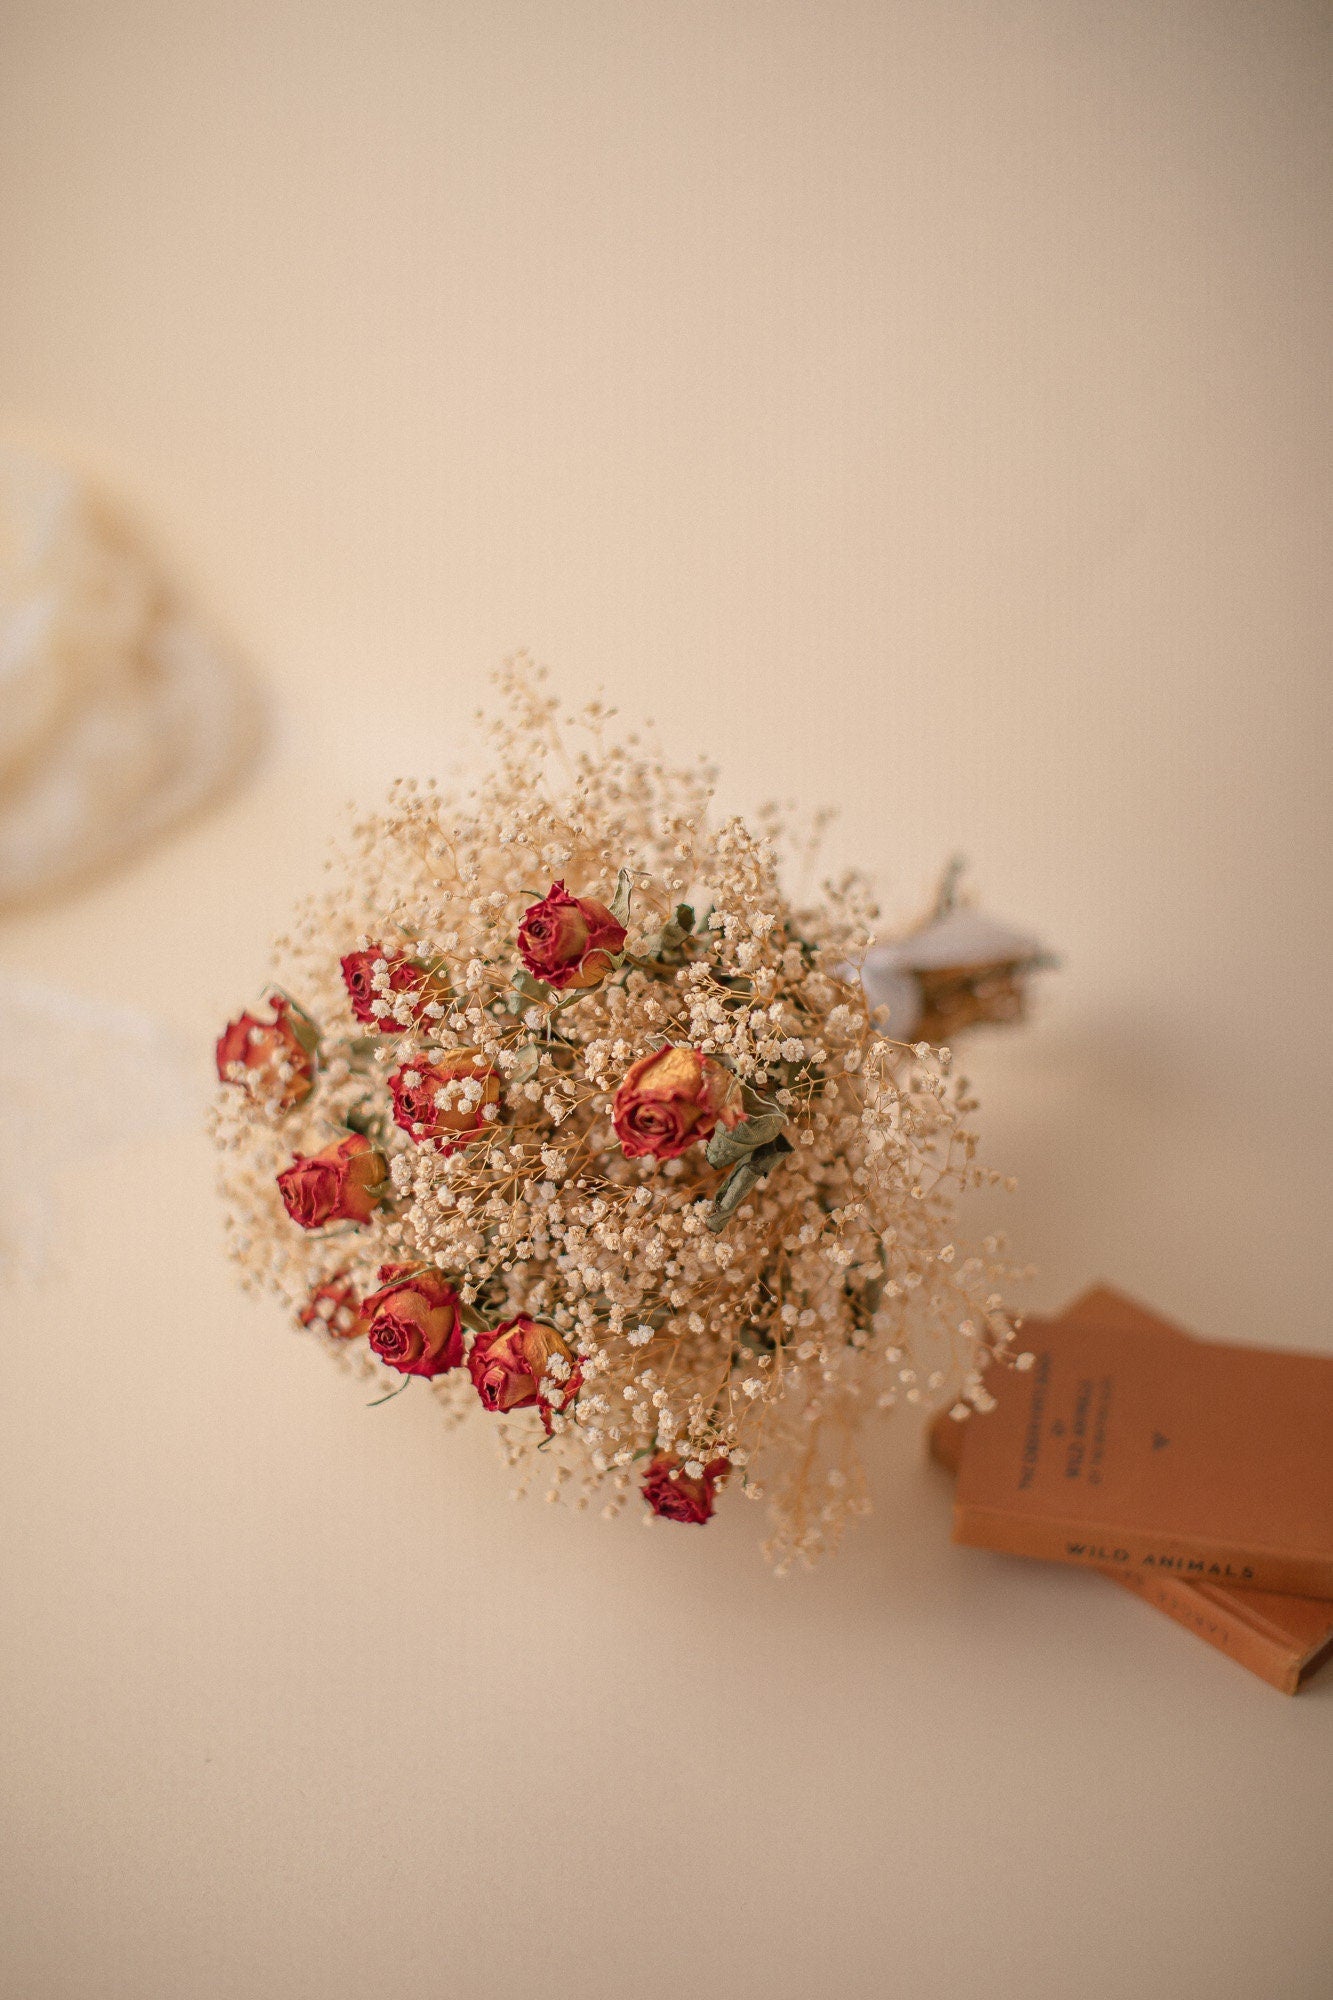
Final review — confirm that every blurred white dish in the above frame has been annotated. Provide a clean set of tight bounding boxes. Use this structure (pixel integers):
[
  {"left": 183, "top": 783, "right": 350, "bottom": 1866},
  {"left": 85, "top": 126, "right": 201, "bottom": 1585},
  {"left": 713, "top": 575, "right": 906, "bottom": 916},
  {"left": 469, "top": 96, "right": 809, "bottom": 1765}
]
[{"left": 0, "top": 445, "right": 257, "bottom": 908}]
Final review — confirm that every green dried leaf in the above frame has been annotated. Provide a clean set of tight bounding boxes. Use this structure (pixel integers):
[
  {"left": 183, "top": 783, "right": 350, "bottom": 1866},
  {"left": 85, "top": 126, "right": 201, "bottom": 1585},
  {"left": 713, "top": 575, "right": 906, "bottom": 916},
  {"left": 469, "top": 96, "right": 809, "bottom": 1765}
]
[
  {"left": 610, "top": 867, "right": 633, "bottom": 927},
  {"left": 372, "top": 1265, "right": 430, "bottom": 1297},
  {"left": 704, "top": 1111, "right": 787, "bottom": 1169},
  {"left": 638, "top": 922, "right": 686, "bottom": 959},
  {"left": 705, "top": 1130, "right": 793, "bottom": 1229},
  {"left": 367, "top": 1376, "right": 414, "bottom": 1407},
  {"left": 511, "top": 969, "right": 551, "bottom": 1004},
  {"left": 705, "top": 1126, "right": 751, "bottom": 1169},
  {"left": 738, "top": 1111, "right": 787, "bottom": 1149},
  {"left": 509, "top": 1043, "right": 542, "bottom": 1081},
  {"left": 675, "top": 903, "right": 696, "bottom": 933},
  {"left": 272, "top": 992, "right": 320, "bottom": 1058},
  {"left": 706, "top": 1161, "right": 762, "bottom": 1232}
]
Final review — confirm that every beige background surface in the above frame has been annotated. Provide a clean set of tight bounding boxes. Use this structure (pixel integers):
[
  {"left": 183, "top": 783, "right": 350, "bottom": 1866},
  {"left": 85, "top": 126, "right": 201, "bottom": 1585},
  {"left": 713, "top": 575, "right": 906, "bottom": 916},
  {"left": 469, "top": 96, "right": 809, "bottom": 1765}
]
[{"left": 2, "top": 4, "right": 1331, "bottom": 1997}]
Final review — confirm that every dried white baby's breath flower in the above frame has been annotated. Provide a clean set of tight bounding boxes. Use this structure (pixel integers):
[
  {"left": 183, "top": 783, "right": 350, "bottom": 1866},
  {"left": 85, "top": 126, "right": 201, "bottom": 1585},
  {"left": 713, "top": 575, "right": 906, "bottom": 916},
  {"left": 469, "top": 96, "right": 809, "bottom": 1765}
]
[{"left": 214, "top": 657, "right": 1021, "bottom": 1566}]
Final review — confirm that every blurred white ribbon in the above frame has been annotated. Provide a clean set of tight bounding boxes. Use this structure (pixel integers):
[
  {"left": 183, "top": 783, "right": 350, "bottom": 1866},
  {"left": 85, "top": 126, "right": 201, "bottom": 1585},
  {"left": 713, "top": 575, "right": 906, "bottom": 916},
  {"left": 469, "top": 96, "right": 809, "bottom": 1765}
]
[
  {"left": 853, "top": 854, "right": 1050, "bottom": 1042},
  {"left": 860, "top": 905, "right": 1048, "bottom": 1040}
]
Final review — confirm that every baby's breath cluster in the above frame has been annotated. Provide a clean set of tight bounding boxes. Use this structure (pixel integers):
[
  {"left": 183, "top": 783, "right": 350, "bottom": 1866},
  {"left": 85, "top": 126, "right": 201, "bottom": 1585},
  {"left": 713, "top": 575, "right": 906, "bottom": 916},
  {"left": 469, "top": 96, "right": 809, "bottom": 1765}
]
[{"left": 214, "top": 659, "right": 1022, "bottom": 1566}]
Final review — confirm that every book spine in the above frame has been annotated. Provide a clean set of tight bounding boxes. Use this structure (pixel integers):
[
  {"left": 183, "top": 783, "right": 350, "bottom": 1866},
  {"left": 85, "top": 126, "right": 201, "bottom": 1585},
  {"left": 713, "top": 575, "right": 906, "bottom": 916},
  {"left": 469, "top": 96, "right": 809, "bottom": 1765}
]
[
  {"left": 1294, "top": 1628, "right": 1333, "bottom": 1691},
  {"left": 951, "top": 1503, "right": 1333, "bottom": 1601},
  {"left": 1104, "top": 1568, "right": 1303, "bottom": 1695}
]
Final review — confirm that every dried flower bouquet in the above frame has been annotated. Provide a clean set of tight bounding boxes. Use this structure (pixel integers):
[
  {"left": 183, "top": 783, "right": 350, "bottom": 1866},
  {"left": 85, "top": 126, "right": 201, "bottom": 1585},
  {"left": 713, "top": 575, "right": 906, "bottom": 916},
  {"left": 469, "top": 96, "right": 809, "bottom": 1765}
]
[{"left": 215, "top": 661, "right": 1028, "bottom": 1565}]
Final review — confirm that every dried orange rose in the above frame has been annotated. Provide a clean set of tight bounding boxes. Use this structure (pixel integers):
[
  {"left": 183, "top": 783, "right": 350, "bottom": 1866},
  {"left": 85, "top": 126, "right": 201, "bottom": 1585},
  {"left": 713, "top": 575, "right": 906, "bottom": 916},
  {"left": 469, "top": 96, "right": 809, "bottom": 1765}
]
[{"left": 612, "top": 1045, "right": 743, "bottom": 1160}]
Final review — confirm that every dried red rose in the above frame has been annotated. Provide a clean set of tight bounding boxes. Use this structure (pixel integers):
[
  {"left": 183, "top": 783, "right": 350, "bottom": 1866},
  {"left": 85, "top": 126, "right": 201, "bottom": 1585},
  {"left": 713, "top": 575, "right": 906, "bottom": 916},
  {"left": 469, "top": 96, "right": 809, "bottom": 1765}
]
[
  {"left": 277, "top": 1133, "right": 387, "bottom": 1230},
  {"left": 215, "top": 996, "right": 315, "bottom": 1110},
  {"left": 340, "top": 946, "right": 450, "bottom": 1033},
  {"left": 642, "top": 1452, "right": 729, "bottom": 1524},
  {"left": 612, "top": 1045, "right": 744, "bottom": 1160},
  {"left": 388, "top": 1050, "right": 500, "bottom": 1153},
  {"left": 298, "top": 1274, "right": 364, "bottom": 1338},
  {"left": 362, "top": 1265, "right": 463, "bottom": 1378},
  {"left": 468, "top": 1315, "right": 581, "bottom": 1428},
  {"left": 517, "top": 881, "right": 626, "bottom": 991}
]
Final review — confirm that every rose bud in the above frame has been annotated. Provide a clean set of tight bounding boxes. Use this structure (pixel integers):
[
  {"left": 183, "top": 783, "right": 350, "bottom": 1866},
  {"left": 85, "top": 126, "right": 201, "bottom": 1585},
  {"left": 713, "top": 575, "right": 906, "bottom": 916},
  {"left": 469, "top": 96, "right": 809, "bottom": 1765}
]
[
  {"left": 388, "top": 1050, "right": 501, "bottom": 1154},
  {"left": 612, "top": 1045, "right": 744, "bottom": 1161},
  {"left": 468, "top": 1315, "right": 582, "bottom": 1428},
  {"left": 517, "top": 881, "right": 626, "bottom": 992},
  {"left": 216, "top": 996, "right": 316, "bottom": 1111},
  {"left": 340, "top": 945, "right": 451, "bottom": 1033},
  {"left": 642, "top": 1452, "right": 730, "bottom": 1525},
  {"left": 276, "top": 1133, "right": 387, "bottom": 1230},
  {"left": 298, "top": 1274, "right": 364, "bottom": 1338},
  {"left": 362, "top": 1265, "right": 464, "bottom": 1378}
]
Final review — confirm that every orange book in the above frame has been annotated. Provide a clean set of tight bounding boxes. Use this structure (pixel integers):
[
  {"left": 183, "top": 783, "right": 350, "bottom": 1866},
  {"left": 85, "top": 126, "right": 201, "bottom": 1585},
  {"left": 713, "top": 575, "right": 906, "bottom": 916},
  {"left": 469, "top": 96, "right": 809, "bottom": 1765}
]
[
  {"left": 931, "top": 1289, "right": 1333, "bottom": 1693},
  {"left": 950, "top": 1286, "right": 1333, "bottom": 1601}
]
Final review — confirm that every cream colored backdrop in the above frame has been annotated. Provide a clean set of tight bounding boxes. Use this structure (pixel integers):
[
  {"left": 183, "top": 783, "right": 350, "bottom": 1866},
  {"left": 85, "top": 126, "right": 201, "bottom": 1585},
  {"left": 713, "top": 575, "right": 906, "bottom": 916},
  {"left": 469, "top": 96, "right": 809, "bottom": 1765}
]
[{"left": 1, "top": 5, "right": 1330, "bottom": 1998}]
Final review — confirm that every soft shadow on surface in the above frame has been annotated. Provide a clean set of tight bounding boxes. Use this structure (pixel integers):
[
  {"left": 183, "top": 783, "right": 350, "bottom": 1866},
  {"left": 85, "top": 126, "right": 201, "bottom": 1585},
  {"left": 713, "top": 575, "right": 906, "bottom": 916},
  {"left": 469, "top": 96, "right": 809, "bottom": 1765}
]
[
  {"left": 953, "top": 1012, "right": 1333, "bottom": 1351},
  {"left": 3, "top": 1126, "right": 1328, "bottom": 2000}
]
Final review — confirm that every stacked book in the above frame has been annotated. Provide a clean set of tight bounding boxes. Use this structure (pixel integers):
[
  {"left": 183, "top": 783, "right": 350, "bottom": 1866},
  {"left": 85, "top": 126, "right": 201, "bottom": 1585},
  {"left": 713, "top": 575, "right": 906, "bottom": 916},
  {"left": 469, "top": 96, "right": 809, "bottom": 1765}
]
[{"left": 931, "top": 1287, "right": 1333, "bottom": 1694}]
